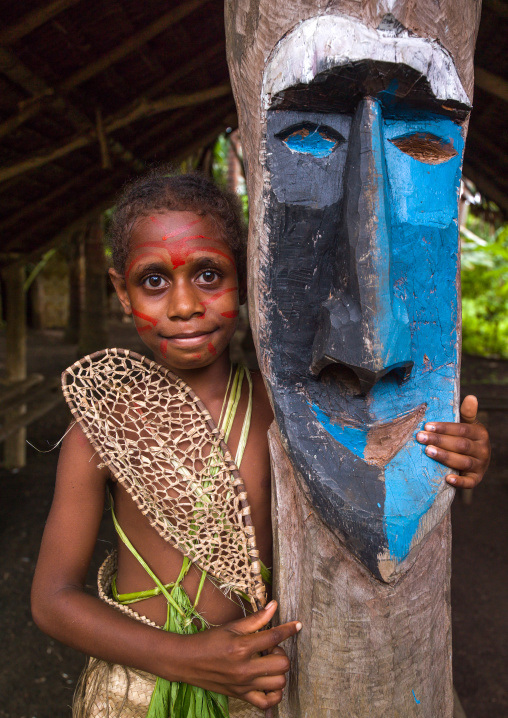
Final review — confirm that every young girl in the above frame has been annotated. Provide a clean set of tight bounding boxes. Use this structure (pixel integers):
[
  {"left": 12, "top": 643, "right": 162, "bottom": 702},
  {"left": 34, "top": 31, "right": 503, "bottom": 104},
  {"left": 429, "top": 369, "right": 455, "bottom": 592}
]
[{"left": 31, "top": 171, "right": 490, "bottom": 718}]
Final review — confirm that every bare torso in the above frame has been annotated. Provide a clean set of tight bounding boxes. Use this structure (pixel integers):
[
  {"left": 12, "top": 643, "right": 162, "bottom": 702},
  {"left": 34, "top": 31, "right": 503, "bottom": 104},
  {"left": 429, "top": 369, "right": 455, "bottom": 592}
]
[{"left": 112, "top": 369, "right": 274, "bottom": 627}]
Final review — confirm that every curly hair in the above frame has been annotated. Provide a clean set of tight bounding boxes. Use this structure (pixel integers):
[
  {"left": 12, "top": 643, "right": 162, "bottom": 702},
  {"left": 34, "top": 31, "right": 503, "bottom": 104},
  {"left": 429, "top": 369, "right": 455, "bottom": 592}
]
[{"left": 109, "top": 169, "right": 247, "bottom": 286}]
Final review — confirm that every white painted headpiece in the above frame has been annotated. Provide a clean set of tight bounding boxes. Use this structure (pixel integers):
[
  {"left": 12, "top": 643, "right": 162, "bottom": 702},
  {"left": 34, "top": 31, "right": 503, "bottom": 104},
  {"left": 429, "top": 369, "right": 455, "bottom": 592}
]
[{"left": 263, "top": 15, "right": 470, "bottom": 108}]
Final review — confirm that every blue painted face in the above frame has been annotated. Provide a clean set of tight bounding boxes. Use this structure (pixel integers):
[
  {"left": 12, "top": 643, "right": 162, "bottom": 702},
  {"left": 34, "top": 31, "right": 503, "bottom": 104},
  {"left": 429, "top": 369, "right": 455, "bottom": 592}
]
[{"left": 263, "top": 76, "right": 467, "bottom": 577}]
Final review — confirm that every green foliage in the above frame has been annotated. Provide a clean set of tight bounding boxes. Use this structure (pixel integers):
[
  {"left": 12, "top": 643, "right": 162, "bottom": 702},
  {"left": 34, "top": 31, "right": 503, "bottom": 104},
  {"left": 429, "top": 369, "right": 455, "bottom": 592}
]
[
  {"left": 212, "top": 133, "right": 229, "bottom": 188},
  {"left": 212, "top": 133, "right": 249, "bottom": 223},
  {"left": 461, "top": 215, "right": 508, "bottom": 358}
]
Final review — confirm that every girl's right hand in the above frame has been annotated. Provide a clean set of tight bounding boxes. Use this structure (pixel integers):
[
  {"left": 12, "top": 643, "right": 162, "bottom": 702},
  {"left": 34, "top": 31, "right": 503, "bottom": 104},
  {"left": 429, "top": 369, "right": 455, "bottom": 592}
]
[{"left": 173, "top": 600, "right": 301, "bottom": 710}]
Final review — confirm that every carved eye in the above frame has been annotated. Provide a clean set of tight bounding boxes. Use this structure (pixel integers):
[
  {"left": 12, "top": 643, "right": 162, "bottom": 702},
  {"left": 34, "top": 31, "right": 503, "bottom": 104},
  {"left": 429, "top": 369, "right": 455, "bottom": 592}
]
[
  {"left": 278, "top": 123, "right": 343, "bottom": 157},
  {"left": 389, "top": 132, "right": 457, "bottom": 165}
]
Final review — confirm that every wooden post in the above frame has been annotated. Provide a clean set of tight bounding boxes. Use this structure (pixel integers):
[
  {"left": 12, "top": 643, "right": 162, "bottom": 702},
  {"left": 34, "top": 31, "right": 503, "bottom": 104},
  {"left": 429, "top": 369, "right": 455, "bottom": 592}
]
[
  {"left": 1, "top": 264, "right": 27, "bottom": 468},
  {"left": 63, "top": 230, "right": 83, "bottom": 344},
  {"left": 226, "top": 2, "right": 481, "bottom": 716},
  {"left": 78, "top": 216, "right": 108, "bottom": 356}
]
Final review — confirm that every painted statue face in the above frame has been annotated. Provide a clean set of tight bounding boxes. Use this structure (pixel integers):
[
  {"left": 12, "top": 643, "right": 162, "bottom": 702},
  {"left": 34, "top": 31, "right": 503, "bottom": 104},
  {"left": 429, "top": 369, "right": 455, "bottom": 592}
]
[{"left": 258, "top": 17, "right": 471, "bottom": 578}]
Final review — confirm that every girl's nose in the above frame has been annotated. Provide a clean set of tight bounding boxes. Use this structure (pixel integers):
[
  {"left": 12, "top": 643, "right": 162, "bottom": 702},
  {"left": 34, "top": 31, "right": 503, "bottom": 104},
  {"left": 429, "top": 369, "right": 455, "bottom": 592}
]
[{"left": 167, "top": 278, "right": 205, "bottom": 320}]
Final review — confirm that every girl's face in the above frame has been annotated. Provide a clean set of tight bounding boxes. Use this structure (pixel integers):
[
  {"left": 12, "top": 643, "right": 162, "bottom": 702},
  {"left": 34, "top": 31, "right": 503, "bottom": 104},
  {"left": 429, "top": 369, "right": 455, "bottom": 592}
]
[{"left": 109, "top": 210, "right": 241, "bottom": 371}]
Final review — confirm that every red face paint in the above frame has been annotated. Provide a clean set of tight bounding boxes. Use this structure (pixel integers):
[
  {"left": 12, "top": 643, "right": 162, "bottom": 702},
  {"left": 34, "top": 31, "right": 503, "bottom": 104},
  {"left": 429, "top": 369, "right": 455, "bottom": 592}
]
[
  {"left": 220, "top": 310, "right": 239, "bottom": 319},
  {"left": 160, "top": 339, "right": 168, "bottom": 357},
  {"left": 136, "top": 324, "right": 152, "bottom": 334},
  {"left": 192, "top": 353, "right": 202, "bottom": 360},
  {"left": 207, "top": 342, "right": 217, "bottom": 356},
  {"left": 202, "top": 287, "right": 238, "bottom": 306},
  {"left": 161, "top": 218, "right": 201, "bottom": 240},
  {"left": 125, "top": 250, "right": 167, "bottom": 280},
  {"left": 132, "top": 309, "right": 157, "bottom": 326},
  {"left": 132, "top": 236, "right": 234, "bottom": 272}
]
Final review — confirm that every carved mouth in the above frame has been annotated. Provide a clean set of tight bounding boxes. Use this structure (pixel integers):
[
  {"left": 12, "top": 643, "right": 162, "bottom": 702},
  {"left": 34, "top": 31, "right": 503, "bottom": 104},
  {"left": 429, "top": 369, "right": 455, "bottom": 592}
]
[
  {"left": 363, "top": 404, "right": 427, "bottom": 467},
  {"left": 310, "top": 402, "right": 427, "bottom": 468}
]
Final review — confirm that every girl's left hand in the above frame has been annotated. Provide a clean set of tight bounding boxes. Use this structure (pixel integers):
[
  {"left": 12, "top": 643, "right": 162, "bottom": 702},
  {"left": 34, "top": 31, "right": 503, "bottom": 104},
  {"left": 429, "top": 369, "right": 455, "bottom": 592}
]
[{"left": 416, "top": 395, "right": 491, "bottom": 488}]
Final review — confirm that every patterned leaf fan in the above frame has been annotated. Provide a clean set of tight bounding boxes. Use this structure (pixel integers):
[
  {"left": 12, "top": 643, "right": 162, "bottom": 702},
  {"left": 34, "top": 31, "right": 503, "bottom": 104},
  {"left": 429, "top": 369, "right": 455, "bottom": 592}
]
[{"left": 62, "top": 348, "right": 266, "bottom": 610}]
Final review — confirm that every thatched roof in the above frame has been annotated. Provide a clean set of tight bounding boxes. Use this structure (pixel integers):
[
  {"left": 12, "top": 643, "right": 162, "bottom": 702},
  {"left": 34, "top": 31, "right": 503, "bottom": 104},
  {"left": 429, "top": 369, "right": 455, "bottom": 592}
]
[{"left": 0, "top": 0, "right": 506, "bottom": 268}]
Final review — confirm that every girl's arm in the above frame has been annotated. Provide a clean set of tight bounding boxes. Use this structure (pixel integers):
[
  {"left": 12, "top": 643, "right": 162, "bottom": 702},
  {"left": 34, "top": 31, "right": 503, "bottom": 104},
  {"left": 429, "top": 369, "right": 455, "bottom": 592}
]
[{"left": 31, "top": 423, "right": 299, "bottom": 710}]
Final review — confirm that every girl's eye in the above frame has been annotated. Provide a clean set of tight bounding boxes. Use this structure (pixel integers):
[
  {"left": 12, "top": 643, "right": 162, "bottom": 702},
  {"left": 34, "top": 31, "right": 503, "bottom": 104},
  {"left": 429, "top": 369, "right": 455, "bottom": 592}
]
[
  {"left": 199, "top": 270, "right": 219, "bottom": 284},
  {"left": 144, "top": 275, "right": 164, "bottom": 288}
]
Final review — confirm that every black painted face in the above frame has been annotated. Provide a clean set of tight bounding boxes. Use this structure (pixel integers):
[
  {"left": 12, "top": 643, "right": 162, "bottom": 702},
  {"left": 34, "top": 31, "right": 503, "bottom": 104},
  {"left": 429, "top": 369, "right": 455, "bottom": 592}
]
[{"left": 261, "top": 62, "right": 468, "bottom": 578}]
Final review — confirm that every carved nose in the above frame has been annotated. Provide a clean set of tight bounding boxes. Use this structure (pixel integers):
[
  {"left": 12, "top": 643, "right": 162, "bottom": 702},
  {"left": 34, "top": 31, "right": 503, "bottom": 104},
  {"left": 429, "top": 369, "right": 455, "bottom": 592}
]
[
  {"left": 310, "top": 97, "right": 412, "bottom": 394},
  {"left": 310, "top": 296, "right": 413, "bottom": 394}
]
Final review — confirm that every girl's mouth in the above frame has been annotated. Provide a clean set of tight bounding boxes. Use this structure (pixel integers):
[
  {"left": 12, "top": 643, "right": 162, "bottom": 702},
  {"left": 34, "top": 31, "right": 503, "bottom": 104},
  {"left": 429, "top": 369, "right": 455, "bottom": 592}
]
[{"left": 164, "top": 330, "right": 215, "bottom": 348}]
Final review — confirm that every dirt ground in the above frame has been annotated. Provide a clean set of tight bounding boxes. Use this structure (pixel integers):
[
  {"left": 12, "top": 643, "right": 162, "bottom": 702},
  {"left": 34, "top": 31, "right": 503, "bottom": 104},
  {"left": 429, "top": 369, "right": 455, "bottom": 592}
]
[{"left": 0, "top": 326, "right": 507, "bottom": 718}]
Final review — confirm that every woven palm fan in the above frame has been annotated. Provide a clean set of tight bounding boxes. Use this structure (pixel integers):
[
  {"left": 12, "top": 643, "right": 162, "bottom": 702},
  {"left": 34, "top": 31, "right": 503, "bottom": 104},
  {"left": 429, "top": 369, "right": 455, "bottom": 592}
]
[{"left": 62, "top": 347, "right": 266, "bottom": 612}]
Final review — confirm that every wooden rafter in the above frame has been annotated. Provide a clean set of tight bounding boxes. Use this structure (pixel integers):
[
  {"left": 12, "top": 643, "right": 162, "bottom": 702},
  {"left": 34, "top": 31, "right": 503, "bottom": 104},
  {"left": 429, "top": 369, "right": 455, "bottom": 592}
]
[
  {"left": 463, "top": 161, "right": 508, "bottom": 213},
  {"left": 483, "top": 0, "right": 508, "bottom": 19},
  {"left": 0, "top": 83, "right": 231, "bottom": 184},
  {"left": 467, "top": 128, "right": 508, "bottom": 169},
  {"left": 0, "top": 47, "right": 145, "bottom": 173},
  {"left": 0, "top": 0, "right": 211, "bottom": 142},
  {"left": 1, "top": 100, "right": 232, "bottom": 250},
  {"left": 0, "top": 0, "right": 82, "bottom": 46},
  {"left": 4, "top": 105, "right": 236, "bottom": 262},
  {"left": 106, "top": 84, "right": 230, "bottom": 134},
  {"left": 142, "top": 41, "right": 223, "bottom": 99},
  {"left": 0, "top": 165, "right": 99, "bottom": 236},
  {"left": 60, "top": 0, "right": 209, "bottom": 92},
  {"left": 0, "top": 47, "right": 50, "bottom": 97},
  {"left": 475, "top": 67, "right": 508, "bottom": 103},
  {"left": 145, "top": 100, "right": 236, "bottom": 159}
]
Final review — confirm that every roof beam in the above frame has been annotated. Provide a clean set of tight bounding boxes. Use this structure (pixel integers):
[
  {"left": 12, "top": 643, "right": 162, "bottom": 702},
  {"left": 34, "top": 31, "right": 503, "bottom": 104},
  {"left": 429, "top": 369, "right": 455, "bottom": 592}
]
[
  {"left": 0, "top": 39, "right": 223, "bottom": 143},
  {"left": 0, "top": 47, "right": 50, "bottom": 97},
  {"left": 0, "top": 164, "right": 98, "bottom": 235},
  {"left": 0, "top": 47, "right": 145, "bottom": 173},
  {"left": 475, "top": 67, "right": 508, "bottom": 103},
  {"left": 145, "top": 100, "right": 235, "bottom": 159},
  {"left": 0, "top": 83, "right": 231, "bottom": 184},
  {"left": 144, "top": 41, "right": 223, "bottom": 100},
  {"left": 483, "top": 0, "right": 508, "bottom": 19},
  {"left": 60, "top": 0, "right": 209, "bottom": 92},
  {"left": 467, "top": 128, "right": 508, "bottom": 169},
  {"left": 4, "top": 108, "right": 237, "bottom": 263},
  {"left": 106, "top": 83, "right": 231, "bottom": 134},
  {"left": 463, "top": 162, "right": 508, "bottom": 213},
  {"left": 0, "top": 0, "right": 210, "bottom": 139},
  {"left": 0, "top": 0, "right": 81, "bottom": 46}
]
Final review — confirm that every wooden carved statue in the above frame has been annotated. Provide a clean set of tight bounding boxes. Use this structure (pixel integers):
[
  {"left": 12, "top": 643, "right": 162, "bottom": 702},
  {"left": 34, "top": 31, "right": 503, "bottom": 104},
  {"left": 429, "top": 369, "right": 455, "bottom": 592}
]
[{"left": 225, "top": 1, "right": 481, "bottom": 716}]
